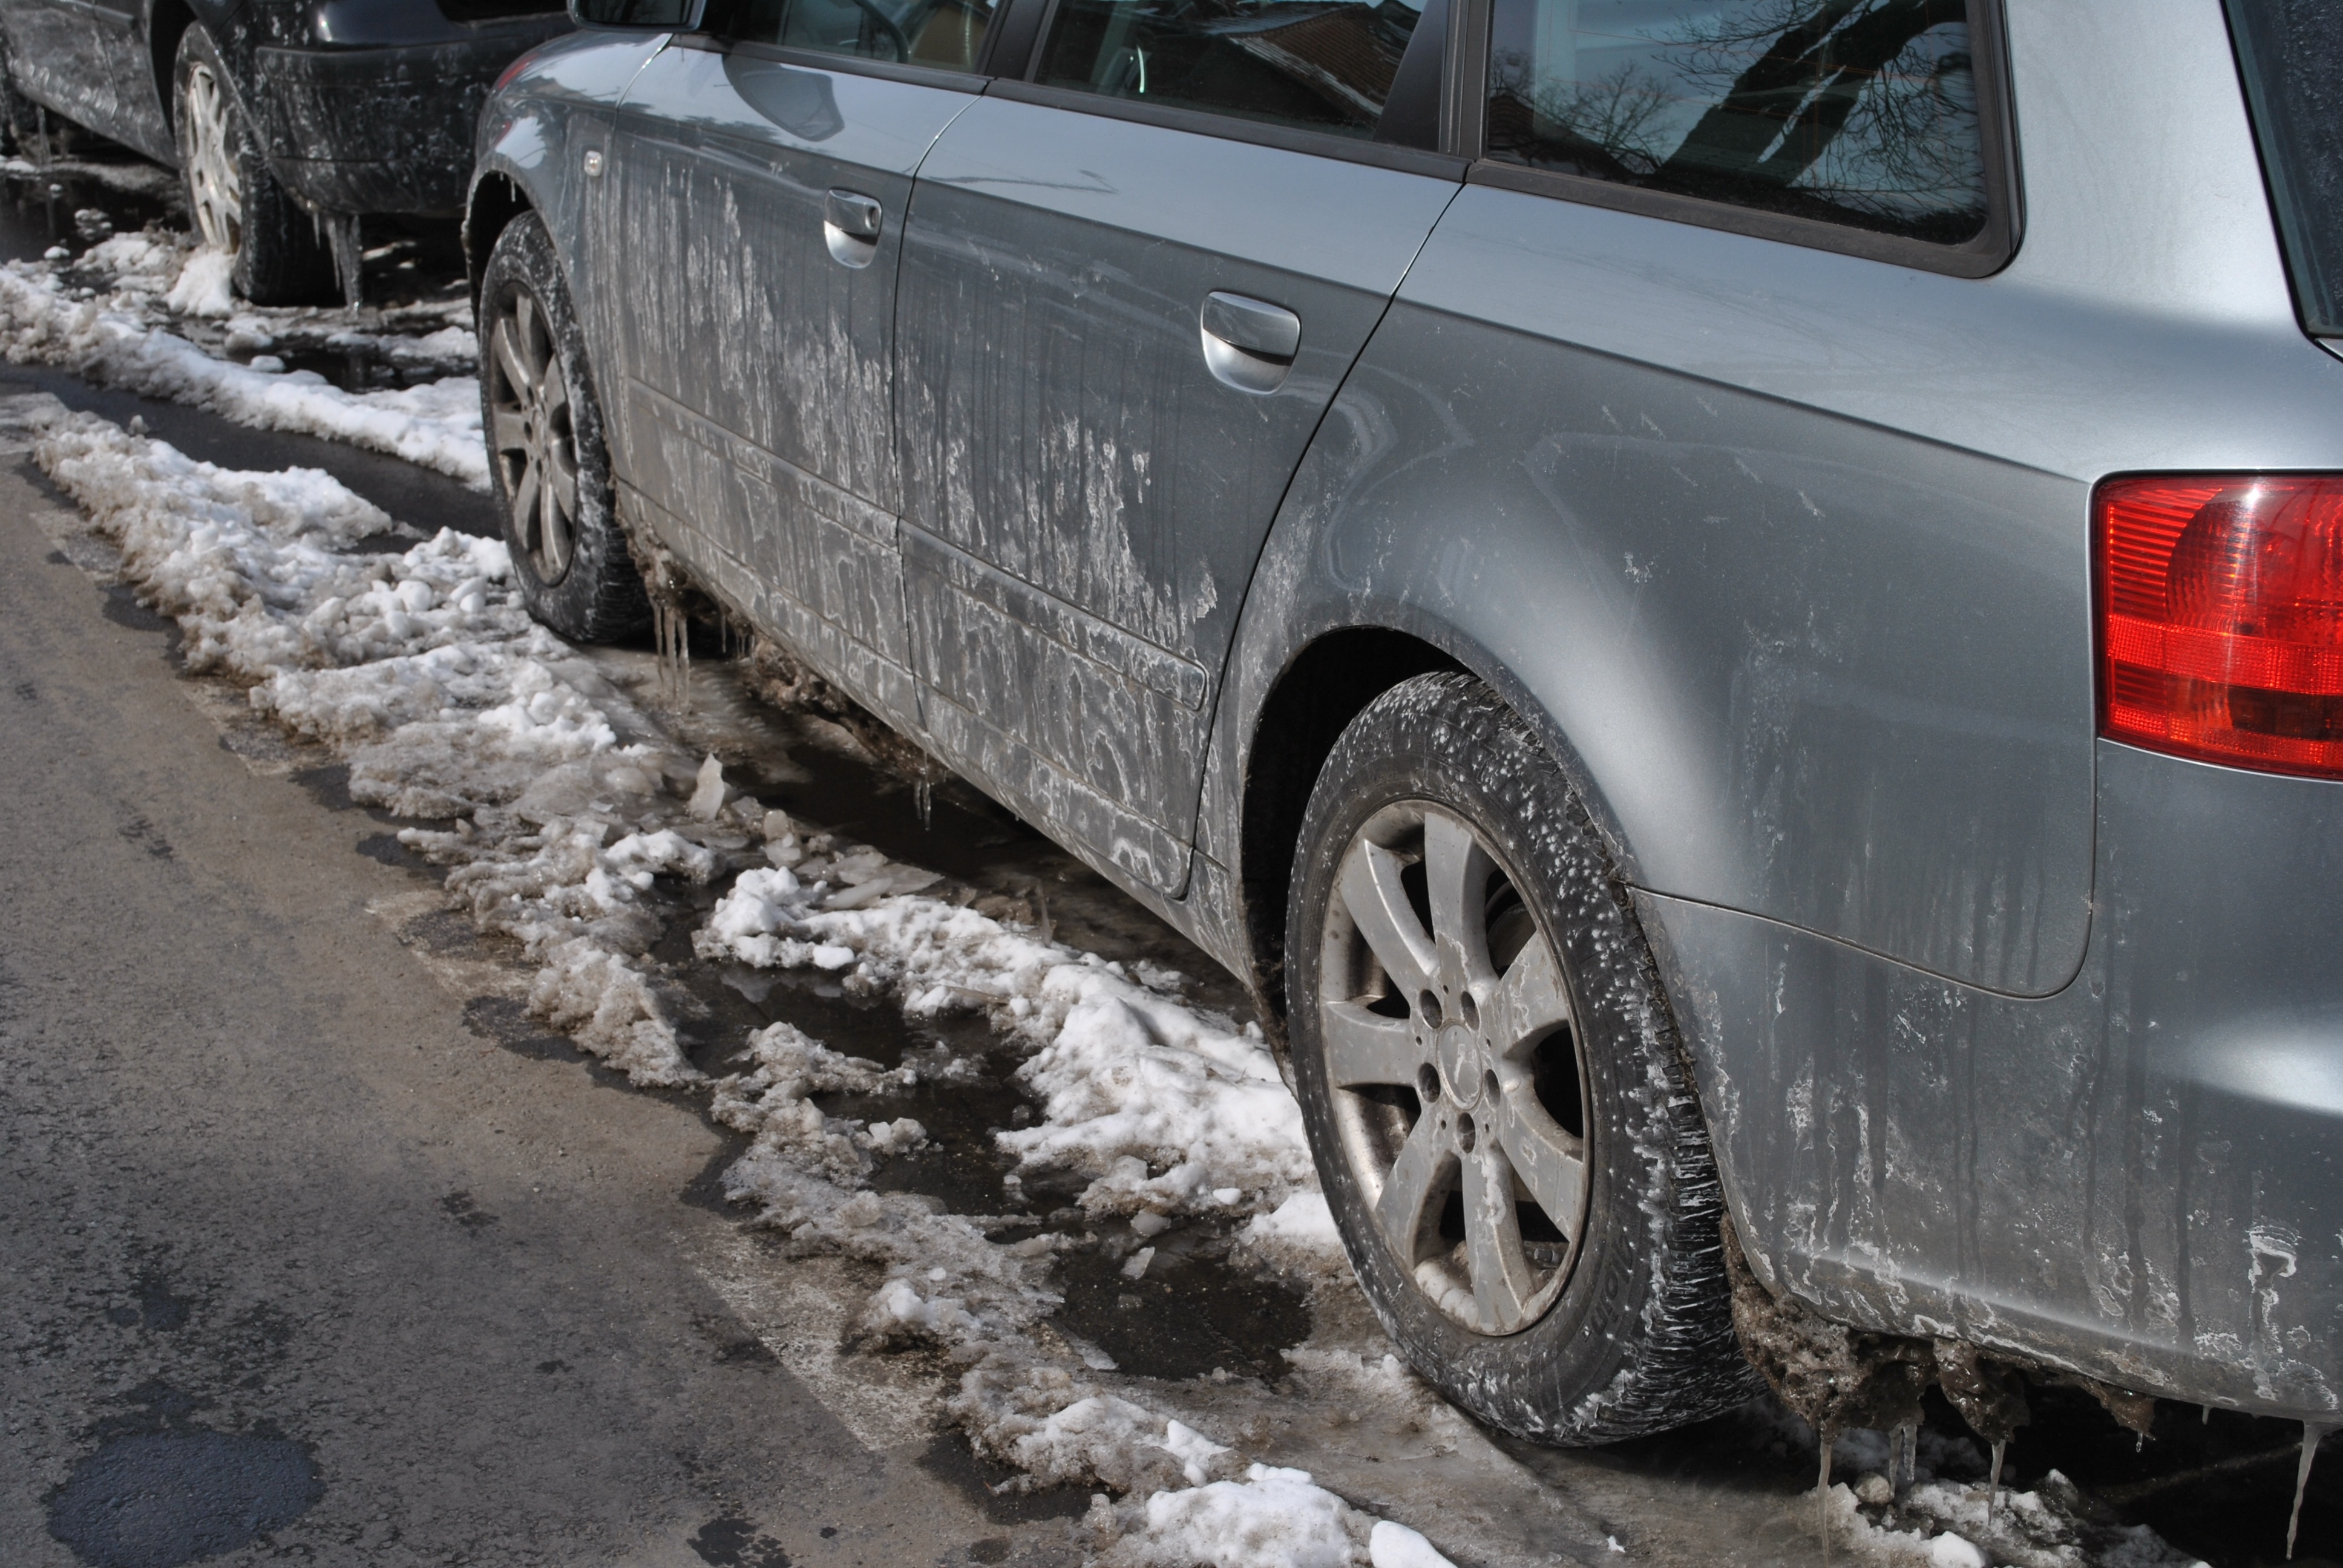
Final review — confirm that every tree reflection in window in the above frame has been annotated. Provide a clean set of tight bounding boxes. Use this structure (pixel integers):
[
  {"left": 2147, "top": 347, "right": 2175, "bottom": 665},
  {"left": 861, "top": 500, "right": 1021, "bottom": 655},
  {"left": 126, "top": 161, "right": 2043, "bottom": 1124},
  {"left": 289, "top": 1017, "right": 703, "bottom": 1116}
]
[{"left": 1486, "top": 0, "right": 1988, "bottom": 243}]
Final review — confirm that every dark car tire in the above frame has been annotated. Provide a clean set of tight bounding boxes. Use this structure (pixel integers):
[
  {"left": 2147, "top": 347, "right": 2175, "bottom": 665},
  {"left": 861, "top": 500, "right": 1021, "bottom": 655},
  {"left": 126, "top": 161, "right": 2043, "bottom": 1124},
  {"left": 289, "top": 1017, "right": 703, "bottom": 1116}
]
[
  {"left": 477, "top": 212, "right": 650, "bottom": 644},
  {"left": 1286, "top": 671, "right": 1756, "bottom": 1444},
  {"left": 172, "top": 26, "right": 336, "bottom": 307}
]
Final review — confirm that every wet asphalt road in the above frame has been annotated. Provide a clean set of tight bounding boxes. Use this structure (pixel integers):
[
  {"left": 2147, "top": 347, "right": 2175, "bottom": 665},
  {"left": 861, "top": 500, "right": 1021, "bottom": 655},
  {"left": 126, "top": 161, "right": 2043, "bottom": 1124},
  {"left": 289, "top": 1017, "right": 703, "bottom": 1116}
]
[{"left": 0, "top": 460, "right": 1076, "bottom": 1566}]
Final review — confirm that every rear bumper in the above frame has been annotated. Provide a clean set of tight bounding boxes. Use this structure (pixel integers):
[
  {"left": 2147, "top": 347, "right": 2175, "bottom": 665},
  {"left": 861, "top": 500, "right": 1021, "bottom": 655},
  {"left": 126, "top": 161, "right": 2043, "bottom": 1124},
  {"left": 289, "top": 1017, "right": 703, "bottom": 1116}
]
[
  {"left": 1648, "top": 739, "right": 2343, "bottom": 1420},
  {"left": 254, "top": 22, "right": 569, "bottom": 217}
]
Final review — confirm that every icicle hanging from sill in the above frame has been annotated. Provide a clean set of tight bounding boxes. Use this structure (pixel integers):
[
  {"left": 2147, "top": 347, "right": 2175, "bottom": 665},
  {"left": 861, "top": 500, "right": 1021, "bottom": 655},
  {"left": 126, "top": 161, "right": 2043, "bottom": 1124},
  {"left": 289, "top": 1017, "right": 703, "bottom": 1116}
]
[{"left": 2289, "top": 1422, "right": 2330, "bottom": 1560}]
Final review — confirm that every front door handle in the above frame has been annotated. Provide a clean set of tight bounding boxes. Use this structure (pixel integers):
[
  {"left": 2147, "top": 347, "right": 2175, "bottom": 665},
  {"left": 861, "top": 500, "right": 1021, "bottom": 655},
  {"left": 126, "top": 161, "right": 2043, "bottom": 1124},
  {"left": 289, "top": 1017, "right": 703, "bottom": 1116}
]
[
  {"left": 1199, "top": 290, "right": 1299, "bottom": 394},
  {"left": 824, "top": 189, "right": 883, "bottom": 269}
]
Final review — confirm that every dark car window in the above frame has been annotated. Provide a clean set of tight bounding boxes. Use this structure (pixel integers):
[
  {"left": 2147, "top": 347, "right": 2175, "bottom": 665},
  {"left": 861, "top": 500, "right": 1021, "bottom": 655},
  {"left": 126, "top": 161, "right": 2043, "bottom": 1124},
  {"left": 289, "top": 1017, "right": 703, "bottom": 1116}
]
[
  {"left": 1034, "top": 0, "right": 1443, "bottom": 143},
  {"left": 1483, "top": 0, "right": 1989, "bottom": 245},
  {"left": 2226, "top": 0, "right": 2343, "bottom": 338},
  {"left": 715, "top": 0, "right": 996, "bottom": 68}
]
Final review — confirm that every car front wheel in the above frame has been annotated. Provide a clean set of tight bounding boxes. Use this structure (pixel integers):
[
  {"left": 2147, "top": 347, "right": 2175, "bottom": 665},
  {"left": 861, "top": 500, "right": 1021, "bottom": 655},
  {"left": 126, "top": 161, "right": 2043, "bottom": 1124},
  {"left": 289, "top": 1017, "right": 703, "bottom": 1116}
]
[
  {"left": 477, "top": 211, "right": 649, "bottom": 644},
  {"left": 1287, "top": 671, "right": 1755, "bottom": 1443}
]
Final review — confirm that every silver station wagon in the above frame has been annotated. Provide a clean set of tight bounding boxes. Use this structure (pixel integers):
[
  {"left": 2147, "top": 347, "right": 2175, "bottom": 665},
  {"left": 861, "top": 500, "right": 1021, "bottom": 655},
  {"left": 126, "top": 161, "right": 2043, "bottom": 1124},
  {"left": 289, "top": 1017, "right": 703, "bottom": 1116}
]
[{"left": 464, "top": 0, "right": 2343, "bottom": 1449}]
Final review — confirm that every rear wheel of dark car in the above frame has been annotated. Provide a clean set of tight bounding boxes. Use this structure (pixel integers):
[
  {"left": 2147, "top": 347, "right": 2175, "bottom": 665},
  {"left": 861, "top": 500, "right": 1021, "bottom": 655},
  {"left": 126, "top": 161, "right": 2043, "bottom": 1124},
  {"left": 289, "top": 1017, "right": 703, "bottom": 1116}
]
[
  {"left": 172, "top": 27, "right": 336, "bottom": 307},
  {"left": 1287, "top": 671, "right": 1755, "bottom": 1443},
  {"left": 477, "top": 212, "right": 649, "bottom": 644}
]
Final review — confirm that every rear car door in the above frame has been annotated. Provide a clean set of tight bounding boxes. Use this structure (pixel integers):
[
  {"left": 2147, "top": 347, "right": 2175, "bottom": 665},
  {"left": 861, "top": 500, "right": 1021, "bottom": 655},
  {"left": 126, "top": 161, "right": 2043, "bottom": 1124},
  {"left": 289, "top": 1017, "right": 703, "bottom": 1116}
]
[
  {"left": 894, "top": 0, "right": 1460, "bottom": 893},
  {"left": 608, "top": 1, "right": 992, "bottom": 733}
]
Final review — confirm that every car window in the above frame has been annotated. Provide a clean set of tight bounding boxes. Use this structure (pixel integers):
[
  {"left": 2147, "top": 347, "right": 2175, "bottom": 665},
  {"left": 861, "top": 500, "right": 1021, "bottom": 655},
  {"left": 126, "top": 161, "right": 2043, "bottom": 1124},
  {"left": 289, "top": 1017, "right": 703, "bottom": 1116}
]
[
  {"left": 714, "top": 0, "right": 996, "bottom": 70},
  {"left": 2226, "top": 0, "right": 2343, "bottom": 338},
  {"left": 1034, "top": 0, "right": 1441, "bottom": 143},
  {"left": 1483, "top": 0, "right": 1988, "bottom": 245}
]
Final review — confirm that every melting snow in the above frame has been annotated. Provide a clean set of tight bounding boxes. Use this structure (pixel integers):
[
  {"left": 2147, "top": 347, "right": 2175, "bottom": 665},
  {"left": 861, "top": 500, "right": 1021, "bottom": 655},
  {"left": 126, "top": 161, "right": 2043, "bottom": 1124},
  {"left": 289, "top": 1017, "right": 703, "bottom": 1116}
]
[{"left": 0, "top": 229, "right": 485, "bottom": 486}]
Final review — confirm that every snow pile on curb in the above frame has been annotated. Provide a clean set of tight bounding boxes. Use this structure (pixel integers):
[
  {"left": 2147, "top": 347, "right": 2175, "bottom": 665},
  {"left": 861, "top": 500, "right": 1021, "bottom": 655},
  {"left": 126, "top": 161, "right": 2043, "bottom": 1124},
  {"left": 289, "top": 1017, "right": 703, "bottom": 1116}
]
[
  {"left": 29, "top": 400, "right": 706, "bottom": 1085},
  {"left": 1080, "top": 1463, "right": 1458, "bottom": 1568},
  {"left": 698, "top": 864, "right": 1323, "bottom": 1227},
  {"left": 0, "top": 235, "right": 487, "bottom": 486},
  {"left": 1824, "top": 1472, "right": 2208, "bottom": 1568}
]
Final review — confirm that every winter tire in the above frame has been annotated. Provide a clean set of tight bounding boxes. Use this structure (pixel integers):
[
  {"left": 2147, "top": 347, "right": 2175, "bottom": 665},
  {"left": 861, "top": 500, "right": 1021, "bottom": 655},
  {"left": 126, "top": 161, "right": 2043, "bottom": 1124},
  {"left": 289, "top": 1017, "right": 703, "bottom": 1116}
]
[
  {"left": 173, "top": 26, "right": 336, "bottom": 306},
  {"left": 479, "top": 212, "right": 650, "bottom": 644},
  {"left": 1287, "top": 671, "right": 1754, "bottom": 1443}
]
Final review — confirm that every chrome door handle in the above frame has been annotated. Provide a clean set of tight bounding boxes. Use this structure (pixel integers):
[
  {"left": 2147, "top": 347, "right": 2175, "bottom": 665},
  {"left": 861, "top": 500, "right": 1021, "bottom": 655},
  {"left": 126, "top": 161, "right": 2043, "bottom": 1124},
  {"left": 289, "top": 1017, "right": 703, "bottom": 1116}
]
[
  {"left": 824, "top": 189, "right": 882, "bottom": 268},
  {"left": 1199, "top": 290, "right": 1299, "bottom": 394}
]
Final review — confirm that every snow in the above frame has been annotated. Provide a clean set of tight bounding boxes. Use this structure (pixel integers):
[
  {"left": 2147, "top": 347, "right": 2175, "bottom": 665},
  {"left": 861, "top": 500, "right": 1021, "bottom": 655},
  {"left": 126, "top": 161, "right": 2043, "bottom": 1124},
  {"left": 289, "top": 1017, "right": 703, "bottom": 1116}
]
[
  {"left": 1095, "top": 1464, "right": 1378, "bottom": 1568},
  {"left": 696, "top": 866, "right": 1319, "bottom": 1224},
  {"left": 163, "top": 246, "right": 234, "bottom": 318},
  {"left": 0, "top": 232, "right": 487, "bottom": 486}
]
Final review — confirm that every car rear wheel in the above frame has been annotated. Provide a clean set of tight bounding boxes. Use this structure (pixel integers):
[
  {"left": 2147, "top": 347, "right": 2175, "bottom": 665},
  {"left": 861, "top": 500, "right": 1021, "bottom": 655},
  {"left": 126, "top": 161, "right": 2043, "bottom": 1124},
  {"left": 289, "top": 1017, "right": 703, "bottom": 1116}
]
[
  {"left": 477, "top": 211, "right": 649, "bottom": 644},
  {"left": 172, "top": 27, "right": 336, "bottom": 307},
  {"left": 1287, "top": 671, "right": 1755, "bottom": 1443}
]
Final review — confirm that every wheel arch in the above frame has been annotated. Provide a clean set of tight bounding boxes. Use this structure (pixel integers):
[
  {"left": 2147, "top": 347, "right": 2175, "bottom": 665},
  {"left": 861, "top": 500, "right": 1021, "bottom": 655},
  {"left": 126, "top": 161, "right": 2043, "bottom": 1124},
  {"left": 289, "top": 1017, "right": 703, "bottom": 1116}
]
[
  {"left": 464, "top": 169, "right": 534, "bottom": 308},
  {"left": 1226, "top": 605, "right": 1645, "bottom": 1044}
]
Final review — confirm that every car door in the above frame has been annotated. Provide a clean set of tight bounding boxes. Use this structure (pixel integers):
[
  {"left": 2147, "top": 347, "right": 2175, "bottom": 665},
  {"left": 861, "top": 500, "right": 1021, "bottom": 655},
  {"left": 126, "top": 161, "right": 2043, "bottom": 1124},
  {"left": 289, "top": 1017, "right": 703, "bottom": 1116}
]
[
  {"left": 607, "top": 1, "right": 991, "bottom": 733},
  {"left": 894, "top": 0, "right": 1459, "bottom": 894},
  {"left": 0, "top": 0, "right": 112, "bottom": 128}
]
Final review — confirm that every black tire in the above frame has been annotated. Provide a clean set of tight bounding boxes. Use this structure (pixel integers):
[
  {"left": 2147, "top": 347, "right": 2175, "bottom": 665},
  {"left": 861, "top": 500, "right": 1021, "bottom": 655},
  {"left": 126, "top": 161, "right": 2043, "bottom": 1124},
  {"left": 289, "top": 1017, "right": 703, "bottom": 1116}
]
[
  {"left": 172, "top": 26, "right": 336, "bottom": 307},
  {"left": 477, "top": 212, "right": 649, "bottom": 644},
  {"left": 1286, "top": 671, "right": 1755, "bottom": 1444}
]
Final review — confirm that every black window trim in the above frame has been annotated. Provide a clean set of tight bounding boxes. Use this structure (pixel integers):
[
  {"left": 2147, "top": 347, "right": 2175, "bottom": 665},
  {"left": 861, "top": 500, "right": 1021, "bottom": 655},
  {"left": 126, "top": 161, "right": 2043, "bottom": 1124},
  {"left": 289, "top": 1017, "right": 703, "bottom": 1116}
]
[
  {"left": 1463, "top": 0, "right": 2023, "bottom": 281},
  {"left": 982, "top": 0, "right": 1470, "bottom": 180},
  {"left": 981, "top": 77, "right": 1468, "bottom": 180},
  {"left": 674, "top": 27, "right": 997, "bottom": 90}
]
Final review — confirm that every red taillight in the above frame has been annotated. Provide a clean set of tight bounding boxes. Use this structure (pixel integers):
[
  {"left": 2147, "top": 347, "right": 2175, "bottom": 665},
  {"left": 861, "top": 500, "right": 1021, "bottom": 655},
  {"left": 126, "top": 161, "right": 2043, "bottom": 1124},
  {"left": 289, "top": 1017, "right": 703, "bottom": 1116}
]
[{"left": 2097, "top": 474, "right": 2343, "bottom": 779}]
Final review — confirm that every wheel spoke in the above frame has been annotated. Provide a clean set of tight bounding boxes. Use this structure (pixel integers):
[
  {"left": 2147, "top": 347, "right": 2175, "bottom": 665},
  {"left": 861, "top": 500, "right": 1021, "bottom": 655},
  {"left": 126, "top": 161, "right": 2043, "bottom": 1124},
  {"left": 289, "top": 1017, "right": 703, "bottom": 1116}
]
[
  {"left": 538, "top": 475, "right": 568, "bottom": 575},
  {"left": 1490, "top": 1086, "right": 1584, "bottom": 1237},
  {"left": 1339, "top": 838, "right": 1435, "bottom": 998},
  {"left": 1421, "top": 810, "right": 1492, "bottom": 984},
  {"left": 1373, "top": 1112, "right": 1451, "bottom": 1268},
  {"left": 510, "top": 457, "right": 542, "bottom": 550},
  {"left": 540, "top": 362, "right": 569, "bottom": 423},
  {"left": 545, "top": 435, "right": 580, "bottom": 520},
  {"left": 1461, "top": 1140, "right": 1538, "bottom": 1330},
  {"left": 489, "top": 405, "right": 529, "bottom": 455},
  {"left": 517, "top": 291, "right": 546, "bottom": 374},
  {"left": 1323, "top": 999, "right": 1423, "bottom": 1089},
  {"left": 1492, "top": 939, "right": 1571, "bottom": 1057},
  {"left": 493, "top": 318, "right": 535, "bottom": 400}
]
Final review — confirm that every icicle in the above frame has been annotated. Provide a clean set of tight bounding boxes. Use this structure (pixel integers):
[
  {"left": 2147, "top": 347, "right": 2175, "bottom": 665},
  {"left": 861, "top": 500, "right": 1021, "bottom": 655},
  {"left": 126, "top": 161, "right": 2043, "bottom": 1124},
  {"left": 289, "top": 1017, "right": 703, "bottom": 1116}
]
[
  {"left": 2288, "top": 1422, "right": 2329, "bottom": 1560},
  {"left": 1890, "top": 1423, "right": 1916, "bottom": 1498},
  {"left": 914, "top": 775, "right": 932, "bottom": 829},
  {"left": 1988, "top": 1439, "right": 2006, "bottom": 1521},
  {"left": 2203, "top": 1403, "right": 2214, "bottom": 1425},
  {"left": 1817, "top": 1423, "right": 1836, "bottom": 1568}
]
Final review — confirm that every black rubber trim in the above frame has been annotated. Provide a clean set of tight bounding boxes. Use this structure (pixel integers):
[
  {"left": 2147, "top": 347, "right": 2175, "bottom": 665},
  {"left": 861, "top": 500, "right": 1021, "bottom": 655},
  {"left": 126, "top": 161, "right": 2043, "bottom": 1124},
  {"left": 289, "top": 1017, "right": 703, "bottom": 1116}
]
[
  {"left": 1467, "top": 0, "right": 2020, "bottom": 280},
  {"left": 980, "top": 78, "right": 1467, "bottom": 180},
  {"left": 703, "top": 33, "right": 988, "bottom": 88},
  {"left": 975, "top": 0, "right": 1048, "bottom": 80}
]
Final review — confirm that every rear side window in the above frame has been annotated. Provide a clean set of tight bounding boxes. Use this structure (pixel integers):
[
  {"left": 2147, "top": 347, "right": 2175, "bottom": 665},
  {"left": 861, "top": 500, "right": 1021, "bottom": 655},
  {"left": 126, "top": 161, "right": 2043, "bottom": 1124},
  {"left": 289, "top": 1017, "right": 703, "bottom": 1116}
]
[
  {"left": 2226, "top": 1, "right": 2343, "bottom": 339},
  {"left": 715, "top": 0, "right": 997, "bottom": 69},
  {"left": 1483, "top": 0, "right": 1990, "bottom": 245},
  {"left": 1034, "top": 0, "right": 1444, "bottom": 143}
]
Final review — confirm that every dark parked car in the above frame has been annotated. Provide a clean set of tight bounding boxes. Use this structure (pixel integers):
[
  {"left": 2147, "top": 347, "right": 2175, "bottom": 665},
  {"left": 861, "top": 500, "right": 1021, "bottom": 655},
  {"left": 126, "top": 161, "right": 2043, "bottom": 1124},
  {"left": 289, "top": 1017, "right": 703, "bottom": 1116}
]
[
  {"left": 466, "top": 0, "right": 2343, "bottom": 1455},
  {"left": 0, "top": 0, "right": 571, "bottom": 302}
]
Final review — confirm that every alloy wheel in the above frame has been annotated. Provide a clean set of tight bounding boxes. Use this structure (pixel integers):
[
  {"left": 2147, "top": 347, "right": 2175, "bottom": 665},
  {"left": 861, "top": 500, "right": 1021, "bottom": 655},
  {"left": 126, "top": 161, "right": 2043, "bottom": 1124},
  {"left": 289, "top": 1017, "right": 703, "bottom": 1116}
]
[
  {"left": 180, "top": 60, "right": 240, "bottom": 255},
  {"left": 1318, "top": 802, "right": 1591, "bottom": 1335},
  {"left": 487, "top": 287, "right": 579, "bottom": 584}
]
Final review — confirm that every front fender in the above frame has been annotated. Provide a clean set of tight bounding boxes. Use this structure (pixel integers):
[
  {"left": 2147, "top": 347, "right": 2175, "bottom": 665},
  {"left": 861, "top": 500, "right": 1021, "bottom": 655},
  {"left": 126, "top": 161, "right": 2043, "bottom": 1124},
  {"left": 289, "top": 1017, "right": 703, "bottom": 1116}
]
[{"left": 468, "top": 31, "right": 663, "bottom": 331}]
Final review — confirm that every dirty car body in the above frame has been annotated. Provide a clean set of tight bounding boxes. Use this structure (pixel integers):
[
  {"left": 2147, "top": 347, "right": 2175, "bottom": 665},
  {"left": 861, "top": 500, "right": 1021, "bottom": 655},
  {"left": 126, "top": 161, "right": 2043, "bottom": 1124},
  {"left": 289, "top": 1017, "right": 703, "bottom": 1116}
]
[
  {"left": 470, "top": 0, "right": 2343, "bottom": 1431},
  {"left": 0, "top": 0, "right": 568, "bottom": 219}
]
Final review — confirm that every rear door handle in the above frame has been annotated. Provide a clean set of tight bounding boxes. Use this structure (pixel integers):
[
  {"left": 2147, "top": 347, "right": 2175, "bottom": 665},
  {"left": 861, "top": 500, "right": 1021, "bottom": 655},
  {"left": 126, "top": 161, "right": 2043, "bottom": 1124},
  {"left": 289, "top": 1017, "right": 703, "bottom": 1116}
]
[
  {"left": 824, "top": 189, "right": 883, "bottom": 268},
  {"left": 1199, "top": 290, "right": 1300, "bottom": 394}
]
